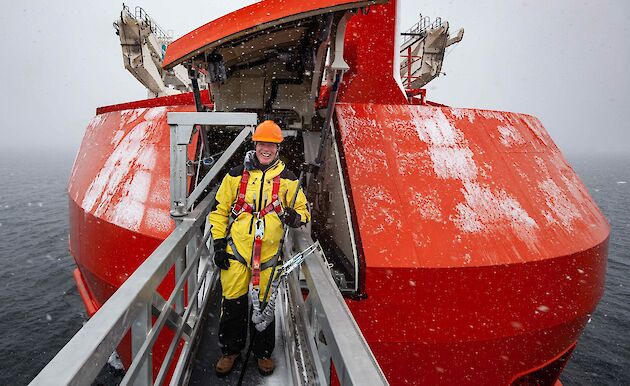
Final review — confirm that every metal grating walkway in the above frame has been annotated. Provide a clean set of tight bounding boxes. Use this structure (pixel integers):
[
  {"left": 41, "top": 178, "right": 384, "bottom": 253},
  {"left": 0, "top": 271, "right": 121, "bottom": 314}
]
[{"left": 187, "top": 283, "right": 292, "bottom": 385}]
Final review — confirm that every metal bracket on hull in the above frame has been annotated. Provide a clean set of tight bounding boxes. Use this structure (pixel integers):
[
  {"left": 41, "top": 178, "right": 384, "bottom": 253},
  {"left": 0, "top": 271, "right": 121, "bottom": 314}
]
[
  {"left": 168, "top": 112, "right": 257, "bottom": 218},
  {"left": 316, "top": 12, "right": 352, "bottom": 169}
]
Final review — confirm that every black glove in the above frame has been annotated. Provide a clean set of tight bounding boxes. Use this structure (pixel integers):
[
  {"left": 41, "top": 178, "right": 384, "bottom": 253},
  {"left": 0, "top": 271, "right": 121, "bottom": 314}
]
[
  {"left": 282, "top": 207, "right": 302, "bottom": 228},
  {"left": 213, "top": 238, "right": 230, "bottom": 270}
]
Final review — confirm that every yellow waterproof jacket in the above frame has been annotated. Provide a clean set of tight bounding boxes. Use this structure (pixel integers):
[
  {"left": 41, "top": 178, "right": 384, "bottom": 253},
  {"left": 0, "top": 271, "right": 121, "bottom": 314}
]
[{"left": 209, "top": 156, "right": 310, "bottom": 298}]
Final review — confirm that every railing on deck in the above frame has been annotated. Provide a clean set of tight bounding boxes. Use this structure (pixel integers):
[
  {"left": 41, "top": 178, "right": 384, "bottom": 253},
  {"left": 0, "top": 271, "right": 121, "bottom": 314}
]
[
  {"left": 284, "top": 229, "right": 389, "bottom": 385},
  {"left": 134, "top": 6, "right": 172, "bottom": 45},
  {"left": 400, "top": 13, "right": 442, "bottom": 46},
  {"left": 120, "top": 3, "right": 173, "bottom": 45}
]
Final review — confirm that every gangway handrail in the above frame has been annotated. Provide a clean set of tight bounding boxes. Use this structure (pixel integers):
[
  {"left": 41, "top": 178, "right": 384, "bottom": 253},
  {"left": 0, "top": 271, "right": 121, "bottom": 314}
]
[
  {"left": 289, "top": 229, "right": 390, "bottom": 386},
  {"left": 29, "top": 191, "right": 218, "bottom": 386}
]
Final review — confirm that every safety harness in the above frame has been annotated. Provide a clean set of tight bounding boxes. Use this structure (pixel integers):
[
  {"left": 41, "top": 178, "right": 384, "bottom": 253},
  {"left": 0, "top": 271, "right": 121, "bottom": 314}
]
[
  {"left": 234, "top": 167, "right": 306, "bottom": 385},
  {"left": 226, "top": 169, "right": 284, "bottom": 288}
]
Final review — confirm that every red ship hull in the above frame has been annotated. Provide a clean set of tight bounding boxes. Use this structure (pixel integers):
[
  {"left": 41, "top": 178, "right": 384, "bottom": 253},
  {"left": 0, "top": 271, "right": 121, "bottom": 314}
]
[{"left": 350, "top": 244, "right": 606, "bottom": 385}]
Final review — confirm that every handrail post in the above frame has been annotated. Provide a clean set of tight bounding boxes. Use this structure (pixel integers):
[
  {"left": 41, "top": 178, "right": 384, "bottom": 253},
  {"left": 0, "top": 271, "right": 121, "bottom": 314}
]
[
  {"left": 169, "top": 123, "right": 195, "bottom": 218},
  {"left": 131, "top": 302, "right": 152, "bottom": 386},
  {"left": 185, "top": 232, "right": 201, "bottom": 319},
  {"left": 174, "top": 252, "right": 186, "bottom": 314}
]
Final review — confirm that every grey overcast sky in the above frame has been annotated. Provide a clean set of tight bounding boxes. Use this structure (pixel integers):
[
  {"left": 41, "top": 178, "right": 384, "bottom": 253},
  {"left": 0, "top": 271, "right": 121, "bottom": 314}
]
[{"left": 0, "top": 1, "right": 628, "bottom": 155}]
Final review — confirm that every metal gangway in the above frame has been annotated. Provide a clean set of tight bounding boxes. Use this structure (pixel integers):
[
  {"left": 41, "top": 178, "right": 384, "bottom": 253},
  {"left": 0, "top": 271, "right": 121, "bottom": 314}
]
[{"left": 30, "top": 112, "right": 388, "bottom": 386}]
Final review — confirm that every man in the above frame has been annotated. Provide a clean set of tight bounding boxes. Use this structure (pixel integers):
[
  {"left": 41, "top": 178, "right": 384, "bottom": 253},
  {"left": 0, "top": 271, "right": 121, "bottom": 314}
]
[{"left": 209, "top": 120, "right": 310, "bottom": 376}]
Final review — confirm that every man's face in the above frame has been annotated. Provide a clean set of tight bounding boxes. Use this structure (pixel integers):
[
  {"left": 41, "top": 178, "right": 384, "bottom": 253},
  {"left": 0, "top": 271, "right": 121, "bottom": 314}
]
[{"left": 255, "top": 142, "right": 278, "bottom": 165}]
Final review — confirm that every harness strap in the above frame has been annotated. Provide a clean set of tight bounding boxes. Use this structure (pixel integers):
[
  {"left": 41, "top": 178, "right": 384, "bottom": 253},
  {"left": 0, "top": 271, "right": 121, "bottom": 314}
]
[
  {"left": 251, "top": 175, "right": 281, "bottom": 288},
  {"left": 225, "top": 171, "right": 251, "bottom": 238},
  {"left": 258, "top": 199, "right": 282, "bottom": 218},
  {"left": 258, "top": 176, "right": 283, "bottom": 217},
  {"left": 272, "top": 175, "right": 280, "bottom": 201},
  {"left": 252, "top": 234, "right": 263, "bottom": 287},
  {"left": 272, "top": 175, "right": 283, "bottom": 214},
  {"left": 231, "top": 170, "right": 253, "bottom": 218},
  {"left": 226, "top": 240, "right": 280, "bottom": 271},
  {"left": 227, "top": 240, "right": 248, "bottom": 266},
  {"left": 260, "top": 255, "right": 279, "bottom": 271}
]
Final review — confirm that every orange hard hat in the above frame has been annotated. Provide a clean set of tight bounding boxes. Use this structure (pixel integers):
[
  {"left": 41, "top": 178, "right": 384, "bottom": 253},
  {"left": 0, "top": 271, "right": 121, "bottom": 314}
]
[{"left": 252, "top": 120, "right": 283, "bottom": 143}]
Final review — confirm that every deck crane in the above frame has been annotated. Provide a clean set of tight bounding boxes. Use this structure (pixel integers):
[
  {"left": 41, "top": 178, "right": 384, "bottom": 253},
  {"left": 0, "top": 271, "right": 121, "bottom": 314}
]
[
  {"left": 114, "top": 5, "right": 192, "bottom": 97},
  {"left": 400, "top": 14, "right": 464, "bottom": 93}
]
